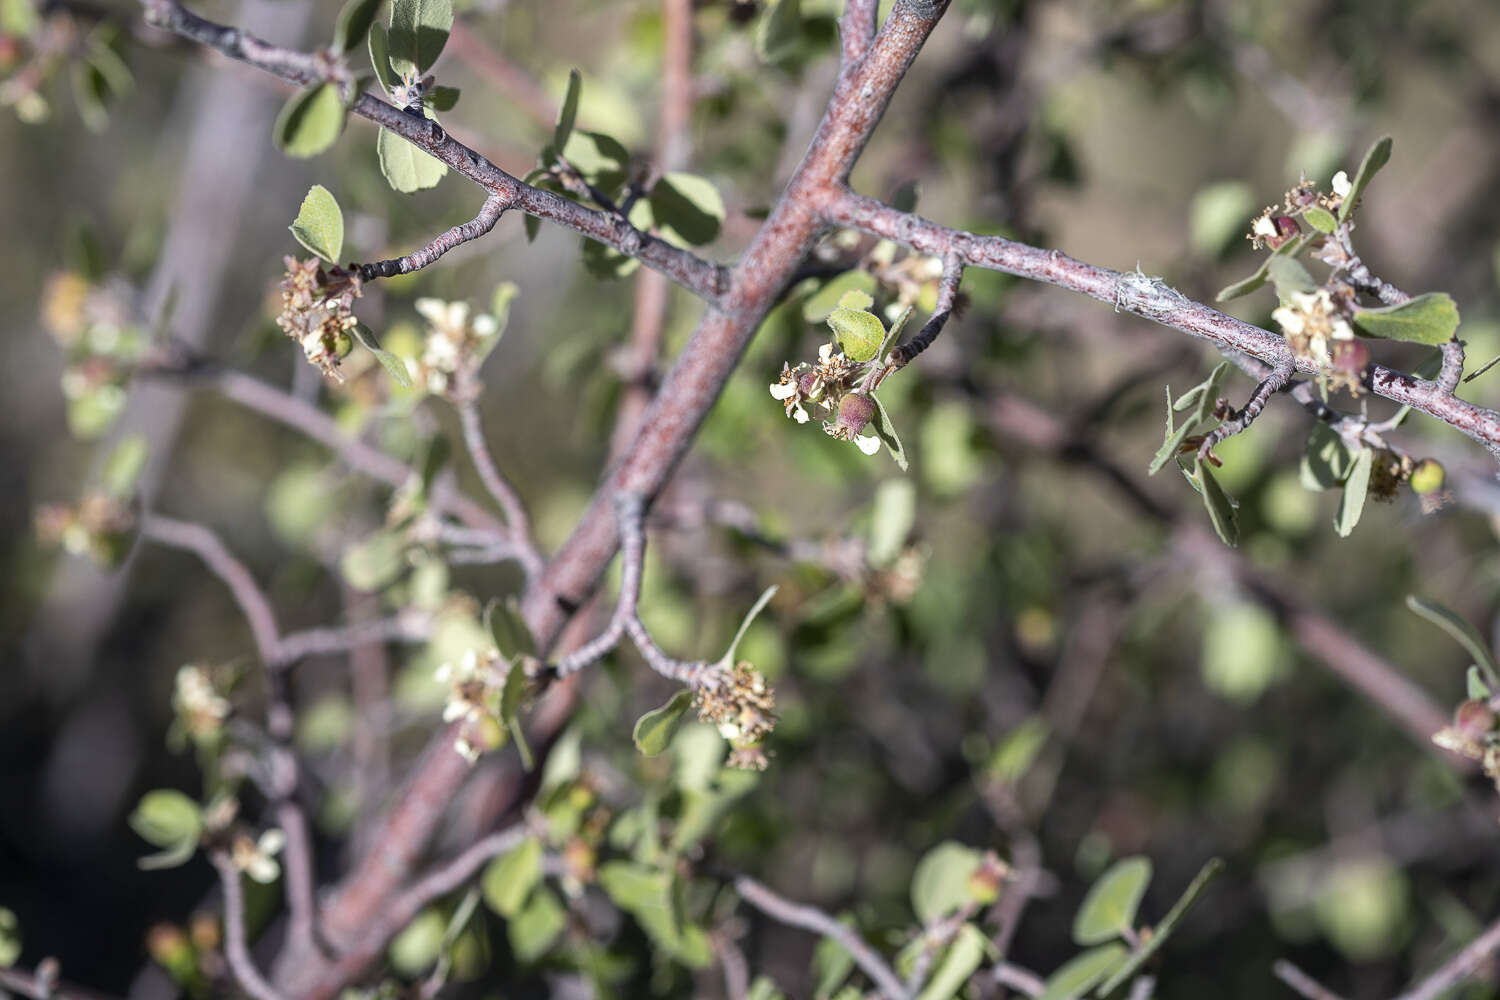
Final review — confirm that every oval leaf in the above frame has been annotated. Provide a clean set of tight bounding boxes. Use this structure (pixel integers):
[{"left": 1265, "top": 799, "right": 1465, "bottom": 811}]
[
  {"left": 1339, "top": 135, "right": 1392, "bottom": 222},
  {"left": 388, "top": 0, "right": 451, "bottom": 76},
  {"left": 1334, "top": 446, "right": 1373, "bottom": 538},
  {"left": 1073, "top": 857, "right": 1152, "bottom": 945},
  {"left": 377, "top": 126, "right": 448, "bottom": 193},
  {"left": 368, "top": 20, "right": 399, "bottom": 91},
  {"left": 649, "top": 172, "right": 724, "bottom": 248},
  {"left": 634, "top": 690, "right": 693, "bottom": 756},
  {"left": 481, "top": 836, "right": 542, "bottom": 917},
  {"left": 827, "top": 307, "right": 885, "bottom": 363},
  {"left": 916, "top": 923, "right": 987, "bottom": 1000},
  {"left": 1097, "top": 858, "right": 1223, "bottom": 996},
  {"left": 289, "top": 184, "right": 344, "bottom": 263},
  {"left": 1353, "top": 292, "right": 1460, "bottom": 345},
  {"left": 1407, "top": 595, "right": 1500, "bottom": 689},
  {"left": 869, "top": 395, "right": 908, "bottom": 471},
  {"left": 485, "top": 597, "right": 537, "bottom": 661},
  {"left": 1303, "top": 205, "right": 1338, "bottom": 233},
  {"left": 130, "top": 790, "right": 203, "bottom": 848},
  {"left": 333, "top": 0, "right": 382, "bottom": 54},
  {"left": 499, "top": 660, "right": 532, "bottom": 771},
  {"left": 1037, "top": 944, "right": 1129, "bottom": 1000},
  {"left": 911, "top": 842, "right": 984, "bottom": 925},
  {"left": 1198, "top": 462, "right": 1239, "bottom": 548},
  {"left": 274, "top": 83, "right": 346, "bottom": 160}
]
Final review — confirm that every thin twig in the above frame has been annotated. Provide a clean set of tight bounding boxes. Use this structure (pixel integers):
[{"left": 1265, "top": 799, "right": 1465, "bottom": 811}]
[
  {"left": 211, "top": 851, "right": 288, "bottom": 1000},
  {"left": 356, "top": 195, "right": 507, "bottom": 281},
  {"left": 1197, "top": 359, "right": 1295, "bottom": 462},
  {"left": 823, "top": 187, "right": 1500, "bottom": 457},
  {"left": 1272, "top": 959, "right": 1348, "bottom": 1000},
  {"left": 1395, "top": 916, "right": 1500, "bottom": 1000},
  {"left": 992, "top": 961, "right": 1046, "bottom": 997},
  {"left": 140, "top": 0, "right": 730, "bottom": 303},
  {"left": 733, "top": 875, "right": 910, "bottom": 1000},
  {"left": 388, "top": 826, "right": 529, "bottom": 922},
  {"left": 0, "top": 964, "right": 121, "bottom": 1000},
  {"left": 142, "top": 515, "right": 280, "bottom": 664},
  {"left": 889, "top": 251, "right": 963, "bottom": 369},
  {"left": 455, "top": 399, "right": 544, "bottom": 579},
  {"left": 276, "top": 612, "right": 432, "bottom": 669}
]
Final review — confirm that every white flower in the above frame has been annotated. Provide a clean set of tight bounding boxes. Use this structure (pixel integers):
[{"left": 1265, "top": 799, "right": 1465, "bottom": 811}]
[
  {"left": 415, "top": 298, "right": 470, "bottom": 337},
  {"left": 854, "top": 432, "right": 882, "bottom": 455},
  {"left": 232, "top": 829, "right": 285, "bottom": 884},
  {"left": 1251, "top": 213, "right": 1280, "bottom": 242},
  {"left": 769, "top": 380, "right": 798, "bottom": 401},
  {"left": 1331, "top": 170, "right": 1351, "bottom": 199}
]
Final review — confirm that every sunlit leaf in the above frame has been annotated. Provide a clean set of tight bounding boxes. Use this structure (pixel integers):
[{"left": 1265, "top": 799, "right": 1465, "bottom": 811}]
[
  {"left": 1353, "top": 293, "right": 1460, "bottom": 345},
  {"left": 377, "top": 125, "right": 448, "bottom": 193},
  {"left": 1338, "top": 135, "right": 1393, "bottom": 222},
  {"left": 388, "top": 0, "right": 451, "bottom": 76},
  {"left": 349, "top": 323, "right": 415, "bottom": 388},
  {"left": 1334, "top": 446, "right": 1372, "bottom": 537},
  {"left": 289, "top": 184, "right": 344, "bottom": 263},
  {"left": 274, "top": 83, "right": 346, "bottom": 159},
  {"left": 634, "top": 690, "right": 693, "bottom": 756},
  {"left": 481, "top": 836, "right": 542, "bottom": 918},
  {"left": 1073, "top": 857, "right": 1152, "bottom": 945},
  {"left": 333, "top": 0, "right": 382, "bottom": 54}
]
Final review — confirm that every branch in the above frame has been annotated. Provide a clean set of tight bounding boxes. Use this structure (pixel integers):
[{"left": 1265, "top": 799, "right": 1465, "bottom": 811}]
[
  {"left": 355, "top": 194, "right": 507, "bottom": 281},
  {"left": 822, "top": 188, "right": 1500, "bottom": 457},
  {"left": 142, "top": 515, "right": 281, "bottom": 665},
  {"left": 888, "top": 250, "right": 963, "bottom": 369},
  {"left": 1395, "top": 916, "right": 1500, "bottom": 1000},
  {"left": 0, "top": 965, "right": 121, "bottom": 1000},
  {"left": 276, "top": 612, "right": 432, "bottom": 669},
  {"left": 1197, "top": 358, "right": 1294, "bottom": 463},
  {"left": 552, "top": 493, "right": 704, "bottom": 681},
  {"left": 211, "top": 851, "right": 288, "bottom": 1000},
  {"left": 992, "top": 962, "right": 1046, "bottom": 997},
  {"left": 733, "top": 875, "right": 910, "bottom": 1000},
  {"left": 839, "top": 0, "right": 880, "bottom": 71},
  {"left": 1272, "top": 960, "right": 1348, "bottom": 1000},
  {"left": 455, "top": 399, "right": 544, "bottom": 580}
]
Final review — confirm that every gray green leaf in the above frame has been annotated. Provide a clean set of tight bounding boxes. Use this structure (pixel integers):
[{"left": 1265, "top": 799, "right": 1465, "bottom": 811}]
[
  {"left": 377, "top": 125, "right": 448, "bottom": 192},
  {"left": 274, "top": 83, "right": 346, "bottom": 159},
  {"left": 1407, "top": 595, "right": 1500, "bottom": 690},
  {"left": 827, "top": 307, "right": 886, "bottom": 363},
  {"left": 1073, "top": 857, "right": 1151, "bottom": 946},
  {"left": 1353, "top": 292, "right": 1460, "bottom": 345},
  {"left": 634, "top": 690, "right": 693, "bottom": 756},
  {"left": 1097, "top": 858, "right": 1223, "bottom": 996},
  {"left": 333, "top": 0, "right": 382, "bottom": 54},
  {"left": 649, "top": 171, "right": 724, "bottom": 248},
  {"left": 350, "top": 323, "right": 415, "bottom": 388},
  {"left": 388, "top": 0, "right": 451, "bottom": 76},
  {"left": 911, "top": 842, "right": 984, "bottom": 925},
  {"left": 1037, "top": 944, "right": 1129, "bottom": 1000},
  {"left": 554, "top": 68, "right": 581, "bottom": 152},
  {"left": 1334, "top": 446, "right": 1373, "bottom": 537},
  {"left": 289, "top": 184, "right": 344, "bottom": 263},
  {"left": 1338, "top": 135, "right": 1392, "bottom": 222}
]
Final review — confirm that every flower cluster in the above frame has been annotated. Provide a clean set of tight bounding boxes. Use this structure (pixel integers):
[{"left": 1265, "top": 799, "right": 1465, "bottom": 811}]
[
  {"left": 40, "top": 271, "right": 150, "bottom": 440},
  {"left": 770, "top": 343, "right": 881, "bottom": 455},
  {"left": 172, "top": 665, "right": 230, "bottom": 745},
  {"left": 693, "top": 661, "right": 776, "bottom": 771},
  {"left": 435, "top": 648, "right": 511, "bottom": 763},
  {"left": 34, "top": 492, "right": 134, "bottom": 566},
  {"left": 229, "top": 828, "right": 285, "bottom": 884},
  {"left": 275, "top": 257, "right": 360, "bottom": 382},
  {"left": 1434, "top": 699, "right": 1500, "bottom": 793},
  {"left": 1272, "top": 288, "right": 1357, "bottom": 370},
  {"left": 412, "top": 297, "right": 501, "bottom": 397}
]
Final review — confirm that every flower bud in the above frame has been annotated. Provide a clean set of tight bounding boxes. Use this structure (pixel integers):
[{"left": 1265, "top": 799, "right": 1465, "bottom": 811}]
[
  {"left": 1410, "top": 458, "right": 1446, "bottom": 496},
  {"left": 1455, "top": 699, "right": 1496, "bottom": 742},
  {"left": 835, "top": 393, "right": 877, "bottom": 438}
]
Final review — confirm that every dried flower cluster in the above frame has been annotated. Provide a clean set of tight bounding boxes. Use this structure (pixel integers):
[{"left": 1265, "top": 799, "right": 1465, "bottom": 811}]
[
  {"left": 1272, "top": 288, "right": 1356, "bottom": 372},
  {"left": 275, "top": 257, "right": 359, "bottom": 382},
  {"left": 693, "top": 661, "right": 777, "bottom": 771},
  {"left": 172, "top": 665, "right": 230, "bottom": 745}
]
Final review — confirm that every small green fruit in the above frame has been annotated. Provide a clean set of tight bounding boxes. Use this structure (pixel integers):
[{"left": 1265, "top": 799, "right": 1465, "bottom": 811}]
[{"left": 1410, "top": 458, "right": 1446, "bottom": 495}]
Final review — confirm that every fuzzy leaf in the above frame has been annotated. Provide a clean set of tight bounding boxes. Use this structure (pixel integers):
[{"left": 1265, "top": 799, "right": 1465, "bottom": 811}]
[
  {"left": 368, "top": 21, "right": 399, "bottom": 91},
  {"left": 634, "top": 690, "right": 693, "bottom": 756},
  {"left": 1073, "top": 857, "right": 1151, "bottom": 946},
  {"left": 333, "top": 0, "right": 382, "bottom": 54},
  {"left": 388, "top": 0, "right": 451, "bottom": 76},
  {"left": 348, "top": 324, "right": 413, "bottom": 387},
  {"left": 868, "top": 394, "right": 908, "bottom": 471},
  {"left": 481, "top": 836, "right": 542, "bottom": 918},
  {"left": 289, "top": 184, "right": 344, "bottom": 263},
  {"left": 1303, "top": 205, "right": 1338, "bottom": 233},
  {"left": 649, "top": 172, "right": 724, "bottom": 247},
  {"left": 1353, "top": 293, "right": 1460, "bottom": 345},
  {"left": 1216, "top": 234, "right": 1308, "bottom": 302},
  {"left": 377, "top": 125, "right": 448, "bottom": 192},
  {"left": 1407, "top": 595, "right": 1500, "bottom": 690},
  {"left": 1198, "top": 462, "right": 1240, "bottom": 548},
  {"left": 1037, "top": 945, "right": 1128, "bottom": 1000},
  {"left": 1339, "top": 135, "right": 1392, "bottom": 222},
  {"left": 916, "top": 924, "right": 988, "bottom": 1000},
  {"left": 1096, "top": 858, "right": 1224, "bottom": 996},
  {"left": 827, "top": 307, "right": 886, "bottom": 363},
  {"left": 1267, "top": 254, "right": 1317, "bottom": 301},
  {"left": 1334, "top": 446, "right": 1373, "bottom": 537},
  {"left": 274, "top": 83, "right": 346, "bottom": 159}
]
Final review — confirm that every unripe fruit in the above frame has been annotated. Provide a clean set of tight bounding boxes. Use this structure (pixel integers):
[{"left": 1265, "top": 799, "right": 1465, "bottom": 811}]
[
  {"left": 1266, "top": 215, "right": 1301, "bottom": 249},
  {"left": 1454, "top": 699, "right": 1495, "bottom": 742},
  {"left": 1410, "top": 458, "right": 1446, "bottom": 495},
  {"left": 834, "top": 392, "right": 876, "bottom": 437},
  {"left": 470, "top": 713, "right": 506, "bottom": 753},
  {"left": 1330, "top": 339, "right": 1370, "bottom": 376}
]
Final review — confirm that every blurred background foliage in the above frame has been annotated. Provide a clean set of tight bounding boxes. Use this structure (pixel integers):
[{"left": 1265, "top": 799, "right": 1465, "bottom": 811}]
[{"left": 5, "top": 0, "right": 1500, "bottom": 996}]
